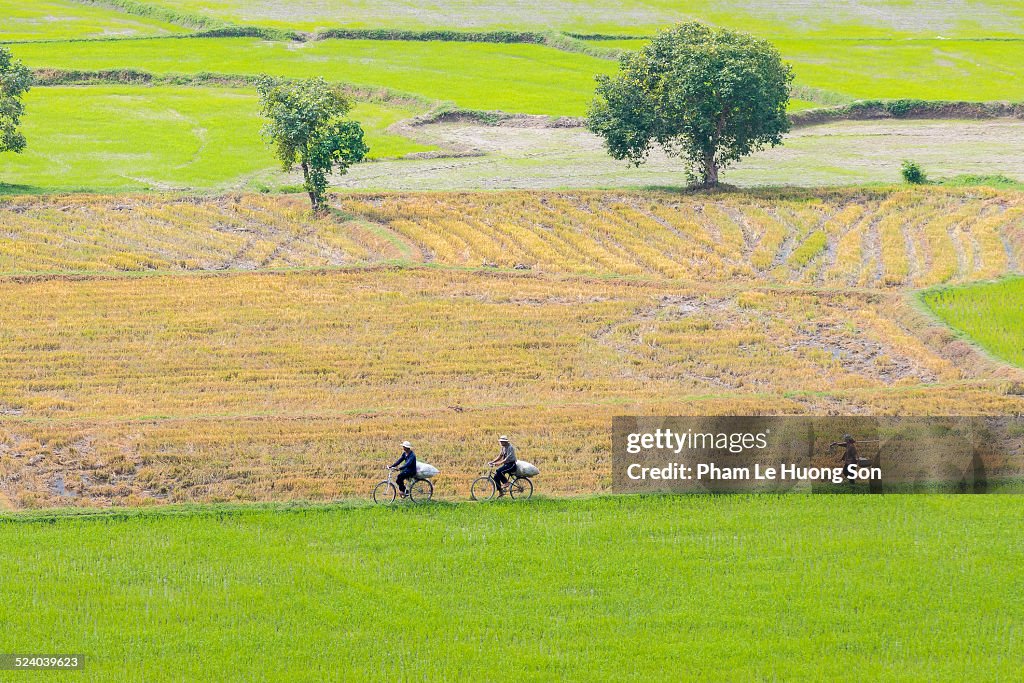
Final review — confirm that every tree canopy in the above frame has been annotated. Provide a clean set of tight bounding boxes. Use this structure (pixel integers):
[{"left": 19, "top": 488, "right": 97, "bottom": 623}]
[
  {"left": 256, "top": 76, "right": 368, "bottom": 212},
  {"left": 588, "top": 23, "right": 793, "bottom": 187},
  {"left": 0, "top": 46, "right": 32, "bottom": 157}
]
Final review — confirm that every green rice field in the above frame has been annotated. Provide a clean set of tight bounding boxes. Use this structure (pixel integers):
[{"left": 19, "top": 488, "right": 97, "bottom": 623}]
[
  {"left": 593, "top": 38, "right": 1024, "bottom": 103},
  {"left": 1, "top": 2, "right": 1022, "bottom": 680},
  {"left": 9, "top": 38, "right": 618, "bottom": 116},
  {"left": 0, "top": 495, "right": 1020, "bottom": 681},
  {"left": 0, "top": 86, "right": 432, "bottom": 192},
  {"left": 921, "top": 277, "right": 1024, "bottom": 368},
  {"left": 0, "top": 0, "right": 187, "bottom": 42},
  {"left": 107, "top": 0, "right": 1024, "bottom": 38},
  {"left": 4, "top": 2, "right": 1024, "bottom": 193},
  {"left": 12, "top": 36, "right": 1024, "bottom": 116}
]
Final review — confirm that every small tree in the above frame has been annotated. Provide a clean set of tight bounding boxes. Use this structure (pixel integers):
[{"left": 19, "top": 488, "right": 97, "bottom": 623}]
[
  {"left": 588, "top": 22, "right": 793, "bottom": 187},
  {"left": 0, "top": 47, "right": 32, "bottom": 160},
  {"left": 256, "top": 76, "right": 368, "bottom": 212},
  {"left": 901, "top": 160, "right": 927, "bottom": 185}
]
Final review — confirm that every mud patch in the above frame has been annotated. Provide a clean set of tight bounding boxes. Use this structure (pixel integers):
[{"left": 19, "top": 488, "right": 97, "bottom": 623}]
[{"left": 784, "top": 320, "right": 939, "bottom": 385}]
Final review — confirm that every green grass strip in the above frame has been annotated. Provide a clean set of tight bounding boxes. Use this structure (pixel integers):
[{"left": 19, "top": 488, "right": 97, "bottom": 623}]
[
  {"left": 0, "top": 494, "right": 1019, "bottom": 679},
  {"left": 920, "top": 276, "right": 1024, "bottom": 368}
]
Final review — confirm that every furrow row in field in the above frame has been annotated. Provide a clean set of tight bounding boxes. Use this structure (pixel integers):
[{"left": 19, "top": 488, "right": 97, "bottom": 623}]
[
  {"left": 2, "top": 190, "right": 1021, "bottom": 286},
  {"left": 342, "top": 189, "right": 1024, "bottom": 287},
  {"left": 0, "top": 194, "right": 420, "bottom": 272}
]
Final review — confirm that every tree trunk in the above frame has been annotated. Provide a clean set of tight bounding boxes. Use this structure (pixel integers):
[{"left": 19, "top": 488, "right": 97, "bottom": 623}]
[
  {"left": 300, "top": 160, "right": 320, "bottom": 212},
  {"left": 702, "top": 149, "right": 719, "bottom": 188},
  {"left": 701, "top": 109, "right": 727, "bottom": 188}
]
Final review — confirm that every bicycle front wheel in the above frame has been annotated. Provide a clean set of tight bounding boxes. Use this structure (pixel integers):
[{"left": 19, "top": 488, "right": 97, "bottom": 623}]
[
  {"left": 470, "top": 476, "right": 496, "bottom": 501},
  {"left": 373, "top": 481, "right": 397, "bottom": 505},
  {"left": 409, "top": 478, "right": 433, "bottom": 503},
  {"left": 508, "top": 476, "right": 533, "bottom": 500}
]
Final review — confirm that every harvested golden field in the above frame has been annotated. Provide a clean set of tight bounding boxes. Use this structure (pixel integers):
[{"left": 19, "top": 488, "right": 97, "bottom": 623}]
[
  {"left": 0, "top": 266, "right": 1021, "bottom": 508},
  {"left": 4, "top": 188, "right": 1022, "bottom": 289},
  {"left": 0, "top": 188, "right": 1022, "bottom": 507},
  {"left": 342, "top": 188, "right": 1024, "bottom": 287},
  {"left": 0, "top": 194, "right": 411, "bottom": 272}
]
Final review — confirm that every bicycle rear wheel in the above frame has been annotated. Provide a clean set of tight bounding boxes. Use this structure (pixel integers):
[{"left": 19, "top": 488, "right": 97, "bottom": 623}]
[
  {"left": 373, "top": 481, "right": 397, "bottom": 505},
  {"left": 470, "top": 476, "right": 496, "bottom": 501},
  {"left": 409, "top": 478, "right": 433, "bottom": 503},
  {"left": 508, "top": 476, "right": 533, "bottom": 500}
]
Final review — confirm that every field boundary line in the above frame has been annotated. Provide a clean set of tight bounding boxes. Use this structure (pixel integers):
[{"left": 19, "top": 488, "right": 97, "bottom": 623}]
[
  {"left": 0, "top": 491, "right": 650, "bottom": 524},
  {"left": 5, "top": 11, "right": 638, "bottom": 54},
  {"left": 29, "top": 68, "right": 439, "bottom": 110},
  {"left": 790, "top": 99, "right": 1024, "bottom": 127}
]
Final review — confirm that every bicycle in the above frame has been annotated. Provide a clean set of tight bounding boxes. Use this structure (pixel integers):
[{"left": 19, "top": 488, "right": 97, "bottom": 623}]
[
  {"left": 470, "top": 467, "right": 533, "bottom": 501},
  {"left": 373, "top": 466, "right": 433, "bottom": 504}
]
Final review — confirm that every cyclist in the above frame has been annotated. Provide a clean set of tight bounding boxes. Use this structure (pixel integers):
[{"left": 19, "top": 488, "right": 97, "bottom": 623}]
[
  {"left": 389, "top": 441, "right": 417, "bottom": 498},
  {"left": 489, "top": 435, "right": 517, "bottom": 497}
]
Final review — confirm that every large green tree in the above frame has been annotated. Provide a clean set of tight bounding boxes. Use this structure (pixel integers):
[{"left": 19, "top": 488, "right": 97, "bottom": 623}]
[
  {"left": 0, "top": 47, "right": 32, "bottom": 160},
  {"left": 588, "top": 23, "right": 793, "bottom": 187},
  {"left": 256, "top": 76, "right": 368, "bottom": 212}
]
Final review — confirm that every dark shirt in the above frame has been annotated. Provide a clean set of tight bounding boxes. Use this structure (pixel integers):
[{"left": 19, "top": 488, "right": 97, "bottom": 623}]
[
  {"left": 842, "top": 444, "right": 858, "bottom": 466},
  {"left": 391, "top": 449, "right": 417, "bottom": 473},
  {"left": 499, "top": 443, "right": 517, "bottom": 465}
]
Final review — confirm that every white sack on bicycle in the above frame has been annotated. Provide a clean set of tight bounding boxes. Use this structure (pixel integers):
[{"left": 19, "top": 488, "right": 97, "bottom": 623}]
[
  {"left": 515, "top": 461, "right": 540, "bottom": 477},
  {"left": 416, "top": 462, "right": 440, "bottom": 479}
]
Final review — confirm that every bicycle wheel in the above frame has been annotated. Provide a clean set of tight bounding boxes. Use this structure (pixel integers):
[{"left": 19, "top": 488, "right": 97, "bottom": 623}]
[
  {"left": 373, "top": 481, "right": 397, "bottom": 505},
  {"left": 409, "top": 478, "right": 433, "bottom": 503},
  {"left": 470, "top": 476, "right": 496, "bottom": 501},
  {"left": 508, "top": 476, "right": 533, "bottom": 500}
]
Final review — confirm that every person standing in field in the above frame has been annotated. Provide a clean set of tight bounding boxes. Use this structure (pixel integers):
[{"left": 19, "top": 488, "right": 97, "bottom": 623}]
[
  {"left": 489, "top": 435, "right": 517, "bottom": 496},
  {"left": 830, "top": 434, "right": 859, "bottom": 484},
  {"left": 390, "top": 441, "right": 417, "bottom": 498}
]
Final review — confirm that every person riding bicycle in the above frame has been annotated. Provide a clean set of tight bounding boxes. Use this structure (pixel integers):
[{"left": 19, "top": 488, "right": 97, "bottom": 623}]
[
  {"left": 489, "top": 435, "right": 517, "bottom": 497},
  {"left": 389, "top": 441, "right": 417, "bottom": 498}
]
